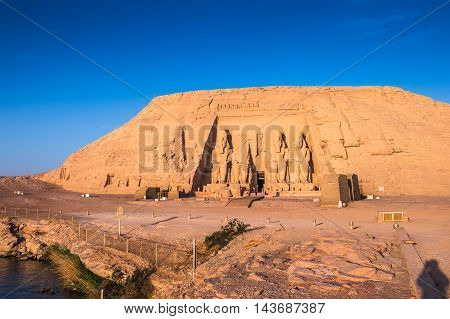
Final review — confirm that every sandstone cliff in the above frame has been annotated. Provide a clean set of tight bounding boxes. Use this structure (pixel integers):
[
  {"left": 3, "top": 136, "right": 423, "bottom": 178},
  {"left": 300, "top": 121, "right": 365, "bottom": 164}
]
[{"left": 37, "top": 86, "right": 450, "bottom": 196}]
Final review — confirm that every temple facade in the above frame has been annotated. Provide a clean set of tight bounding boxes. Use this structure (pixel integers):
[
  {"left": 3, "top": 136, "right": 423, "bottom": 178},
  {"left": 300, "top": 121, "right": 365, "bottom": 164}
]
[
  {"left": 39, "top": 87, "right": 450, "bottom": 198},
  {"left": 198, "top": 118, "right": 317, "bottom": 198}
]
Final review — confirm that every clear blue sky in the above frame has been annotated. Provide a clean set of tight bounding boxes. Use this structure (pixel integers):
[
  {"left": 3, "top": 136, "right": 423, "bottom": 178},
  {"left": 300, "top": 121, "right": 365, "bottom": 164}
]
[{"left": 1, "top": 0, "right": 449, "bottom": 176}]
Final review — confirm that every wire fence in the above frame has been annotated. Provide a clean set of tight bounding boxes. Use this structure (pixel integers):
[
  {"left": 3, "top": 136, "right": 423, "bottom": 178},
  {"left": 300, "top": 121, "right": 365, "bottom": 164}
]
[{"left": 0, "top": 205, "right": 195, "bottom": 271}]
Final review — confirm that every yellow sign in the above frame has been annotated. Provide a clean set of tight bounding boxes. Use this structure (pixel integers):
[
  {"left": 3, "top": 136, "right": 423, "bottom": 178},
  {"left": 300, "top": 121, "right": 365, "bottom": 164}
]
[{"left": 117, "top": 207, "right": 124, "bottom": 220}]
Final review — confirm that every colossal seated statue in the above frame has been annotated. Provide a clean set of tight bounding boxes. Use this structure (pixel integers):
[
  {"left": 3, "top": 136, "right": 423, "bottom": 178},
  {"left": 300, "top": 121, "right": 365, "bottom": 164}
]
[
  {"left": 269, "top": 130, "right": 288, "bottom": 184},
  {"left": 212, "top": 129, "right": 232, "bottom": 184},
  {"left": 299, "top": 135, "right": 312, "bottom": 184},
  {"left": 292, "top": 134, "right": 312, "bottom": 184}
]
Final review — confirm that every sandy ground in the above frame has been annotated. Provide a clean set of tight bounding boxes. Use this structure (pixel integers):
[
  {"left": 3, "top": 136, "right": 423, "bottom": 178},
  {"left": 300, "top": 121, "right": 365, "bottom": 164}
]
[{"left": 1, "top": 177, "right": 449, "bottom": 298}]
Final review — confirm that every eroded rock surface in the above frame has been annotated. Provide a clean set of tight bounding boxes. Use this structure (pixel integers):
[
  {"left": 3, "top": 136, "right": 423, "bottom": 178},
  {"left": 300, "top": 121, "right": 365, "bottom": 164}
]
[{"left": 156, "top": 231, "right": 412, "bottom": 299}]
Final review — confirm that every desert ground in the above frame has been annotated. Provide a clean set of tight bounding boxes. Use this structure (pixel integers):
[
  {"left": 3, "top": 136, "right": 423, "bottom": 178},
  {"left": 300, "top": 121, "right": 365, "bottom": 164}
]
[{"left": 1, "top": 176, "right": 449, "bottom": 299}]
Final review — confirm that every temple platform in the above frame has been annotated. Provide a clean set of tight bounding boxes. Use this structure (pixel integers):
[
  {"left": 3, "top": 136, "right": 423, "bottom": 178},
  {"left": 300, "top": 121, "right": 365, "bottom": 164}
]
[
  {"left": 195, "top": 183, "right": 251, "bottom": 198},
  {"left": 279, "top": 190, "right": 321, "bottom": 197}
]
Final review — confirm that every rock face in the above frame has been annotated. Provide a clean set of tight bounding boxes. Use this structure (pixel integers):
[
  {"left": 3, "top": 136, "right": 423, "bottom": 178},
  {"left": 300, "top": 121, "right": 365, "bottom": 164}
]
[
  {"left": 287, "top": 234, "right": 395, "bottom": 289},
  {"left": 37, "top": 86, "right": 450, "bottom": 196},
  {"left": 156, "top": 231, "right": 409, "bottom": 299}
]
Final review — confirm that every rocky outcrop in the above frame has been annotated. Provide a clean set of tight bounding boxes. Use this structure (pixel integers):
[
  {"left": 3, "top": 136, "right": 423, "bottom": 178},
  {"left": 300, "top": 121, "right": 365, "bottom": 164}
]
[
  {"left": 37, "top": 86, "right": 450, "bottom": 196},
  {"left": 0, "top": 219, "right": 47, "bottom": 259},
  {"left": 0, "top": 218, "right": 149, "bottom": 283},
  {"left": 0, "top": 221, "right": 19, "bottom": 256},
  {"left": 287, "top": 234, "right": 395, "bottom": 291},
  {"left": 156, "top": 231, "right": 411, "bottom": 299}
]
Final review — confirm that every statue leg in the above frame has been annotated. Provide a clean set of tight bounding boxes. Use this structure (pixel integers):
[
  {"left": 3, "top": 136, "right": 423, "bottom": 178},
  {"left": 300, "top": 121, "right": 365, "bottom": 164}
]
[
  {"left": 300, "top": 163, "right": 308, "bottom": 184},
  {"left": 270, "top": 161, "right": 279, "bottom": 183},
  {"left": 279, "top": 160, "right": 287, "bottom": 183},
  {"left": 219, "top": 163, "right": 227, "bottom": 183},
  {"left": 241, "top": 164, "right": 248, "bottom": 184},
  {"left": 234, "top": 164, "right": 241, "bottom": 183},
  {"left": 295, "top": 162, "right": 301, "bottom": 183}
]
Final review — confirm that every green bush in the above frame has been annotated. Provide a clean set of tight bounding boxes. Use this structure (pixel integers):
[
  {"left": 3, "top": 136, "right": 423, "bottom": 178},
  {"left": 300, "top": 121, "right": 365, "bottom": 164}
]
[
  {"left": 47, "top": 244, "right": 153, "bottom": 298},
  {"left": 47, "top": 244, "right": 103, "bottom": 297},
  {"left": 204, "top": 219, "right": 250, "bottom": 250}
]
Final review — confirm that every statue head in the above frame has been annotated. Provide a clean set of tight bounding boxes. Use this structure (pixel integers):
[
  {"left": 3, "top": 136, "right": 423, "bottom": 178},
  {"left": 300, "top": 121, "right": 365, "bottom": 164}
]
[{"left": 217, "top": 129, "right": 228, "bottom": 152}]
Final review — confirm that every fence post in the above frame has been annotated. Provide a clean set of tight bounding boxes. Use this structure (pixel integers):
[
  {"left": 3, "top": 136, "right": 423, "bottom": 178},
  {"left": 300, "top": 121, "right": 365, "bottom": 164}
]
[
  {"left": 193, "top": 238, "right": 197, "bottom": 280},
  {"left": 78, "top": 223, "right": 81, "bottom": 239},
  {"left": 155, "top": 244, "right": 159, "bottom": 268},
  {"left": 139, "top": 242, "right": 142, "bottom": 257},
  {"left": 100, "top": 289, "right": 104, "bottom": 299},
  {"left": 47, "top": 210, "right": 50, "bottom": 221},
  {"left": 103, "top": 232, "right": 106, "bottom": 247},
  {"left": 126, "top": 239, "right": 129, "bottom": 253},
  {"left": 36, "top": 208, "right": 39, "bottom": 221},
  {"left": 71, "top": 216, "right": 74, "bottom": 225},
  {"left": 349, "top": 221, "right": 355, "bottom": 230}
]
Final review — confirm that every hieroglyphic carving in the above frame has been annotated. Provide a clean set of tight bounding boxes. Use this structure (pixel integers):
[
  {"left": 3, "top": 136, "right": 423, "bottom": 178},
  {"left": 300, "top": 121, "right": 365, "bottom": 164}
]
[{"left": 217, "top": 102, "right": 260, "bottom": 111}]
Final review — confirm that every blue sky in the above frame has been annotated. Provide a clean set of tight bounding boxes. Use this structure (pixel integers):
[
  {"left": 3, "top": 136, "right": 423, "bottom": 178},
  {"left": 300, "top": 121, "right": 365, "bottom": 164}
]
[{"left": 1, "top": 0, "right": 449, "bottom": 176}]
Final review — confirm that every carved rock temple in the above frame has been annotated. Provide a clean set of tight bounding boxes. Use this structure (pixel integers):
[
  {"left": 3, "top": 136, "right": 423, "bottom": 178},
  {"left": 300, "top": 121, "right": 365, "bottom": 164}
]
[
  {"left": 37, "top": 86, "right": 450, "bottom": 201},
  {"left": 195, "top": 117, "right": 319, "bottom": 199}
]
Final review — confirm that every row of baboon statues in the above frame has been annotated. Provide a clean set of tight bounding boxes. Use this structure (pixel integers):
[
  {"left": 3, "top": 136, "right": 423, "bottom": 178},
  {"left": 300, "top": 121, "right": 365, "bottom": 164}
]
[{"left": 211, "top": 129, "right": 313, "bottom": 185}]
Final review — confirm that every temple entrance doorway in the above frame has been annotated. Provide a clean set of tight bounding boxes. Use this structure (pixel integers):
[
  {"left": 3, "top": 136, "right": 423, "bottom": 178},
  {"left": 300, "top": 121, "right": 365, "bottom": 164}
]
[{"left": 257, "top": 171, "right": 265, "bottom": 193}]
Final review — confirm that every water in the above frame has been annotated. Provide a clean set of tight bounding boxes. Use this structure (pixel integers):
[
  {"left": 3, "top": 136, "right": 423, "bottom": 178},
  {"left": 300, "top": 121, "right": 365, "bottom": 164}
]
[{"left": 0, "top": 257, "right": 75, "bottom": 299}]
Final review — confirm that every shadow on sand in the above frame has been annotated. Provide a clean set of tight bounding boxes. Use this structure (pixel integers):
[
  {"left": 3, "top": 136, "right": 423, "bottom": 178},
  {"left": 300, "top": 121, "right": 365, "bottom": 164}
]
[{"left": 417, "top": 259, "right": 449, "bottom": 299}]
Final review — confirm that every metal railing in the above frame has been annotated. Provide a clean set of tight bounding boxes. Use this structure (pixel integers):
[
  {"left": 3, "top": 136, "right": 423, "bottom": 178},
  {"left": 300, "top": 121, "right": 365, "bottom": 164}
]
[{"left": 0, "top": 205, "right": 195, "bottom": 270}]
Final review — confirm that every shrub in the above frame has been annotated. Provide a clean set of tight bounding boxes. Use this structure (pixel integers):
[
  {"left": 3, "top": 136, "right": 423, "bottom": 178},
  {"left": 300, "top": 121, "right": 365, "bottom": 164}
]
[{"left": 204, "top": 219, "right": 250, "bottom": 250}]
